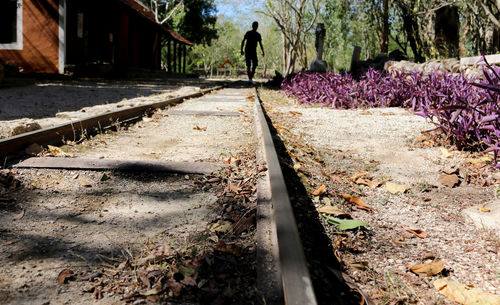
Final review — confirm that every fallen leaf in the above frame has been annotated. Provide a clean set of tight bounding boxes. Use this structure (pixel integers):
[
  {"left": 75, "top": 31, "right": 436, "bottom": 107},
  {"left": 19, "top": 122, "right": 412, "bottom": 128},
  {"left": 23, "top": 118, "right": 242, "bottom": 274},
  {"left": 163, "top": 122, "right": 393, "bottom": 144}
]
[
  {"left": 193, "top": 125, "right": 207, "bottom": 131},
  {"left": 178, "top": 265, "right": 196, "bottom": 277},
  {"left": 317, "top": 205, "right": 351, "bottom": 217},
  {"left": 409, "top": 260, "right": 445, "bottom": 276},
  {"left": 47, "top": 145, "right": 73, "bottom": 158},
  {"left": 312, "top": 184, "right": 326, "bottom": 196},
  {"left": 440, "top": 147, "right": 453, "bottom": 158},
  {"left": 81, "top": 181, "right": 92, "bottom": 187},
  {"left": 325, "top": 216, "right": 368, "bottom": 231},
  {"left": 341, "top": 193, "right": 371, "bottom": 210},
  {"left": 404, "top": 228, "right": 427, "bottom": 238},
  {"left": 238, "top": 109, "right": 245, "bottom": 113},
  {"left": 350, "top": 261, "right": 369, "bottom": 270},
  {"left": 480, "top": 205, "right": 491, "bottom": 213},
  {"left": 288, "top": 111, "right": 303, "bottom": 116},
  {"left": 140, "top": 287, "right": 163, "bottom": 296},
  {"left": 208, "top": 221, "right": 232, "bottom": 234},
  {"left": 166, "top": 278, "right": 183, "bottom": 297},
  {"left": 293, "top": 163, "right": 302, "bottom": 170},
  {"left": 93, "top": 288, "right": 103, "bottom": 299},
  {"left": 57, "top": 268, "right": 74, "bottom": 284},
  {"left": 233, "top": 213, "right": 255, "bottom": 235},
  {"left": 350, "top": 171, "right": 368, "bottom": 181},
  {"left": 13, "top": 209, "right": 24, "bottom": 220},
  {"left": 434, "top": 279, "right": 500, "bottom": 305},
  {"left": 355, "top": 178, "right": 380, "bottom": 188},
  {"left": 274, "top": 124, "right": 288, "bottom": 131},
  {"left": 385, "top": 182, "right": 409, "bottom": 194},
  {"left": 215, "top": 241, "right": 242, "bottom": 256},
  {"left": 100, "top": 173, "right": 110, "bottom": 181},
  {"left": 467, "top": 156, "right": 493, "bottom": 164},
  {"left": 439, "top": 174, "right": 459, "bottom": 187}
]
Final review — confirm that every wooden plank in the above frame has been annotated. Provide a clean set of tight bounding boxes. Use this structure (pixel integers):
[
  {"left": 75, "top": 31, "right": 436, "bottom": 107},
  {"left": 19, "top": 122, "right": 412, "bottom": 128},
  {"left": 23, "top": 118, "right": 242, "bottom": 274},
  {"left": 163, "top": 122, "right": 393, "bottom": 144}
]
[
  {"left": 253, "top": 88, "right": 317, "bottom": 305},
  {"left": 13, "top": 157, "right": 226, "bottom": 174},
  {"left": 195, "top": 98, "right": 247, "bottom": 103},
  {"left": 165, "top": 110, "right": 245, "bottom": 116},
  {"left": 460, "top": 54, "right": 500, "bottom": 66}
]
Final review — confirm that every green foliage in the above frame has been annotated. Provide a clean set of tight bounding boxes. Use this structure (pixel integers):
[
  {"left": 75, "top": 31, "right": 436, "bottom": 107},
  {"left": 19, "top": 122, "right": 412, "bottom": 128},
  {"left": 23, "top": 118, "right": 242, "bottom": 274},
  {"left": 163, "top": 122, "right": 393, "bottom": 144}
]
[{"left": 173, "top": 0, "right": 218, "bottom": 45}]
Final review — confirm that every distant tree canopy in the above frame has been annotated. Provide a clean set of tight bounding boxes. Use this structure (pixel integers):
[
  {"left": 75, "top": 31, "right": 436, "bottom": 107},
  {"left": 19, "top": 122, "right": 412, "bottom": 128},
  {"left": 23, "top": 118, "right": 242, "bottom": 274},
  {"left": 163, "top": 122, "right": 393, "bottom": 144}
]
[{"left": 138, "top": 0, "right": 218, "bottom": 45}]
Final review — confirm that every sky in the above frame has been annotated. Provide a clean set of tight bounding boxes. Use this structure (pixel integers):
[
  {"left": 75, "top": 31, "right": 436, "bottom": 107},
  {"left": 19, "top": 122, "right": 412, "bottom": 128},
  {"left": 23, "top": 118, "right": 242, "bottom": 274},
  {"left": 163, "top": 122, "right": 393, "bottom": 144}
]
[{"left": 214, "top": 0, "right": 266, "bottom": 27}]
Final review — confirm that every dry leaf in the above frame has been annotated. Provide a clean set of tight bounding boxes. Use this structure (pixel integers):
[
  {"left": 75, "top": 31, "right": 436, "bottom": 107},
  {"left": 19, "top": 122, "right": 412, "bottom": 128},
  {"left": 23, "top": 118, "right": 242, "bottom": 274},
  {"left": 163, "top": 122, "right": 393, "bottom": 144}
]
[
  {"left": 48, "top": 145, "right": 73, "bottom": 158},
  {"left": 341, "top": 193, "right": 371, "bottom": 210},
  {"left": 350, "top": 171, "right": 368, "bottom": 181},
  {"left": 439, "top": 174, "right": 459, "bottom": 187},
  {"left": 140, "top": 287, "right": 163, "bottom": 296},
  {"left": 193, "top": 125, "right": 207, "bottom": 131},
  {"left": 440, "top": 147, "right": 453, "bottom": 158},
  {"left": 355, "top": 178, "right": 380, "bottom": 188},
  {"left": 480, "top": 205, "right": 491, "bottom": 213},
  {"left": 208, "top": 221, "right": 232, "bottom": 233},
  {"left": 233, "top": 213, "right": 255, "bottom": 235},
  {"left": 13, "top": 209, "right": 24, "bottom": 220},
  {"left": 81, "top": 181, "right": 92, "bottom": 187},
  {"left": 288, "top": 111, "right": 303, "bottom": 116},
  {"left": 317, "top": 205, "right": 351, "bottom": 217},
  {"left": 215, "top": 241, "right": 242, "bottom": 256},
  {"left": 385, "top": 182, "right": 408, "bottom": 194},
  {"left": 312, "top": 184, "right": 326, "bottom": 196},
  {"left": 57, "top": 268, "right": 74, "bottom": 284},
  {"left": 467, "top": 156, "right": 493, "bottom": 164},
  {"left": 434, "top": 279, "right": 500, "bottom": 305},
  {"left": 409, "top": 260, "right": 445, "bottom": 276},
  {"left": 404, "top": 227, "right": 427, "bottom": 238}
]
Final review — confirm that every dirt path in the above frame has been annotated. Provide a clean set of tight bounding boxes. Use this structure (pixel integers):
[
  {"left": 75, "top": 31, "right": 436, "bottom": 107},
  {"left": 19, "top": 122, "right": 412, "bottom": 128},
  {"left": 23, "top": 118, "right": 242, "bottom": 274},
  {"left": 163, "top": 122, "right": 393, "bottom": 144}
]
[
  {"left": 259, "top": 89, "right": 499, "bottom": 305},
  {"left": 0, "top": 87, "right": 260, "bottom": 304}
]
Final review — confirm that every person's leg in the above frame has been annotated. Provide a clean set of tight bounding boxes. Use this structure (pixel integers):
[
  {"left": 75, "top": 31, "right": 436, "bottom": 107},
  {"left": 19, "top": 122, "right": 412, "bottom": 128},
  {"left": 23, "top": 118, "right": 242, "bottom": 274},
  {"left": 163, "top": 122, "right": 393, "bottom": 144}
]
[
  {"left": 250, "top": 56, "right": 258, "bottom": 81},
  {"left": 245, "top": 56, "right": 252, "bottom": 80}
]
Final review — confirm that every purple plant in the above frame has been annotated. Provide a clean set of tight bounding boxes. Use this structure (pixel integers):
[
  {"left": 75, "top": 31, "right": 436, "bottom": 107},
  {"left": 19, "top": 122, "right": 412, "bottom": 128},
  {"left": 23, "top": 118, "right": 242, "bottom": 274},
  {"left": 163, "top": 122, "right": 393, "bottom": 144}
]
[{"left": 281, "top": 63, "right": 500, "bottom": 167}]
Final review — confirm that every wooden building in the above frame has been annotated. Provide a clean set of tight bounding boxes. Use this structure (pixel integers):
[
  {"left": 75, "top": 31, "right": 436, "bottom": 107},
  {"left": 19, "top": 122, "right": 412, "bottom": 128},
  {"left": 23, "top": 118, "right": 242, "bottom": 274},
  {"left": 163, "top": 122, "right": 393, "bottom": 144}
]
[{"left": 0, "top": 0, "right": 192, "bottom": 74}]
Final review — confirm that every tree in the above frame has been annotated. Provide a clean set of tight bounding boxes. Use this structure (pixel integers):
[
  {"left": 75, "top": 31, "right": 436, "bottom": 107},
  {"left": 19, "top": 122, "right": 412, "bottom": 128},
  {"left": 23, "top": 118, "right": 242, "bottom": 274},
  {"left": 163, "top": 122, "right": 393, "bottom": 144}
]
[
  {"left": 261, "top": 0, "right": 322, "bottom": 76},
  {"left": 172, "top": 0, "right": 218, "bottom": 45}
]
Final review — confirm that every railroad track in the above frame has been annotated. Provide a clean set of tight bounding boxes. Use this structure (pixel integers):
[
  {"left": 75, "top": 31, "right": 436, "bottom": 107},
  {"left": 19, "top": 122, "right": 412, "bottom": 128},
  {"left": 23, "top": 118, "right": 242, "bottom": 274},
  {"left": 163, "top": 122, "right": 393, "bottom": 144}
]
[{"left": 0, "top": 84, "right": 317, "bottom": 304}]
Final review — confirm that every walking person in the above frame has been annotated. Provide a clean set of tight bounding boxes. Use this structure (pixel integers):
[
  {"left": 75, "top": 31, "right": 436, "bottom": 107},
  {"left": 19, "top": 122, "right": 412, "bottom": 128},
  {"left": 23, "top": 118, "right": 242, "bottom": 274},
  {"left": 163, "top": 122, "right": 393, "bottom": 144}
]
[{"left": 241, "top": 21, "right": 265, "bottom": 84}]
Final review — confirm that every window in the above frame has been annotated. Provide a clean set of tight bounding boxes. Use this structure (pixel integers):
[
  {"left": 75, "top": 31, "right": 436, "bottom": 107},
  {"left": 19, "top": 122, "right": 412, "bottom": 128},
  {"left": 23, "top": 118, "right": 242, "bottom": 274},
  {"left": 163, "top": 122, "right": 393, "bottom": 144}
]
[{"left": 0, "top": 0, "right": 23, "bottom": 50}]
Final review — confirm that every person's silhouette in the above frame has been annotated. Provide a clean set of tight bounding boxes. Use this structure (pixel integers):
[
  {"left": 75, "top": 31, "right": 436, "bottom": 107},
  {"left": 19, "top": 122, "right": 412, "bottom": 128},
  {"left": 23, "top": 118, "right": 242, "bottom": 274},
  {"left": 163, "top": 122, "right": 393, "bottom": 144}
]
[{"left": 241, "top": 21, "right": 265, "bottom": 84}]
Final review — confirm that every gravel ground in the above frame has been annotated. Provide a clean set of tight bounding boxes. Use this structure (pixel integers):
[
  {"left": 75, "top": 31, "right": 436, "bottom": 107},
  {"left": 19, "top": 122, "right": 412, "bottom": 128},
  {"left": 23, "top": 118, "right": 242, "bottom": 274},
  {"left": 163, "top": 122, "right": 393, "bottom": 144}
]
[
  {"left": 260, "top": 89, "right": 499, "bottom": 304},
  {"left": 0, "top": 79, "right": 220, "bottom": 139},
  {"left": 0, "top": 86, "right": 259, "bottom": 304}
]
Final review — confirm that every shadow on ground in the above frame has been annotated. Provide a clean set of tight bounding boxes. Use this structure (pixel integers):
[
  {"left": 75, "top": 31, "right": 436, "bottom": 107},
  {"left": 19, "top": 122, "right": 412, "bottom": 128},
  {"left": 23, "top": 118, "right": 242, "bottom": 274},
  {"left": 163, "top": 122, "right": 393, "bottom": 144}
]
[{"left": 260, "top": 98, "right": 363, "bottom": 305}]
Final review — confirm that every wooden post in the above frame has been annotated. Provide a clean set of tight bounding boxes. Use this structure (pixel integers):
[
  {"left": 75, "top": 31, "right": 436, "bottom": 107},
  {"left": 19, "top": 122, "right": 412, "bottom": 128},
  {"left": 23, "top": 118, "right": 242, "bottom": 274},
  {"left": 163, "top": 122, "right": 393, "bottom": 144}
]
[
  {"left": 167, "top": 39, "right": 171, "bottom": 72},
  {"left": 173, "top": 41, "right": 177, "bottom": 73},
  {"left": 183, "top": 45, "right": 187, "bottom": 74},
  {"left": 178, "top": 43, "right": 182, "bottom": 73}
]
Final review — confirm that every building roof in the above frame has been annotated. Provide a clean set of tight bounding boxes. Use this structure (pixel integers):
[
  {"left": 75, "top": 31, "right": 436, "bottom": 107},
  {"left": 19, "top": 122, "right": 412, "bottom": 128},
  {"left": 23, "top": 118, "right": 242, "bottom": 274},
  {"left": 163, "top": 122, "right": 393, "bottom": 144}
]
[{"left": 119, "top": 0, "right": 193, "bottom": 46}]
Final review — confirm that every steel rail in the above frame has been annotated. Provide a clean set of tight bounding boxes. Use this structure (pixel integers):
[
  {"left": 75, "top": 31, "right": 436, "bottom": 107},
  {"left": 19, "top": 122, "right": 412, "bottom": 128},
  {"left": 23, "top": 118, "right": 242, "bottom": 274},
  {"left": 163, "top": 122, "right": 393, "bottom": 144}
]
[
  {"left": 0, "top": 86, "right": 222, "bottom": 161},
  {"left": 254, "top": 88, "right": 318, "bottom": 305}
]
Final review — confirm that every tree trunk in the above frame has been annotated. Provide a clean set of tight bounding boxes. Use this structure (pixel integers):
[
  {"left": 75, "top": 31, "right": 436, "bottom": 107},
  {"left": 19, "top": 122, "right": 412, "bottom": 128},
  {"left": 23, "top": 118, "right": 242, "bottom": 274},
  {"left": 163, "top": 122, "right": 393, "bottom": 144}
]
[
  {"left": 381, "top": 0, "right": 389, "bottom": 53},
  {"left": 400, "top": 4, "right": 425, "bottom": 63}
]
